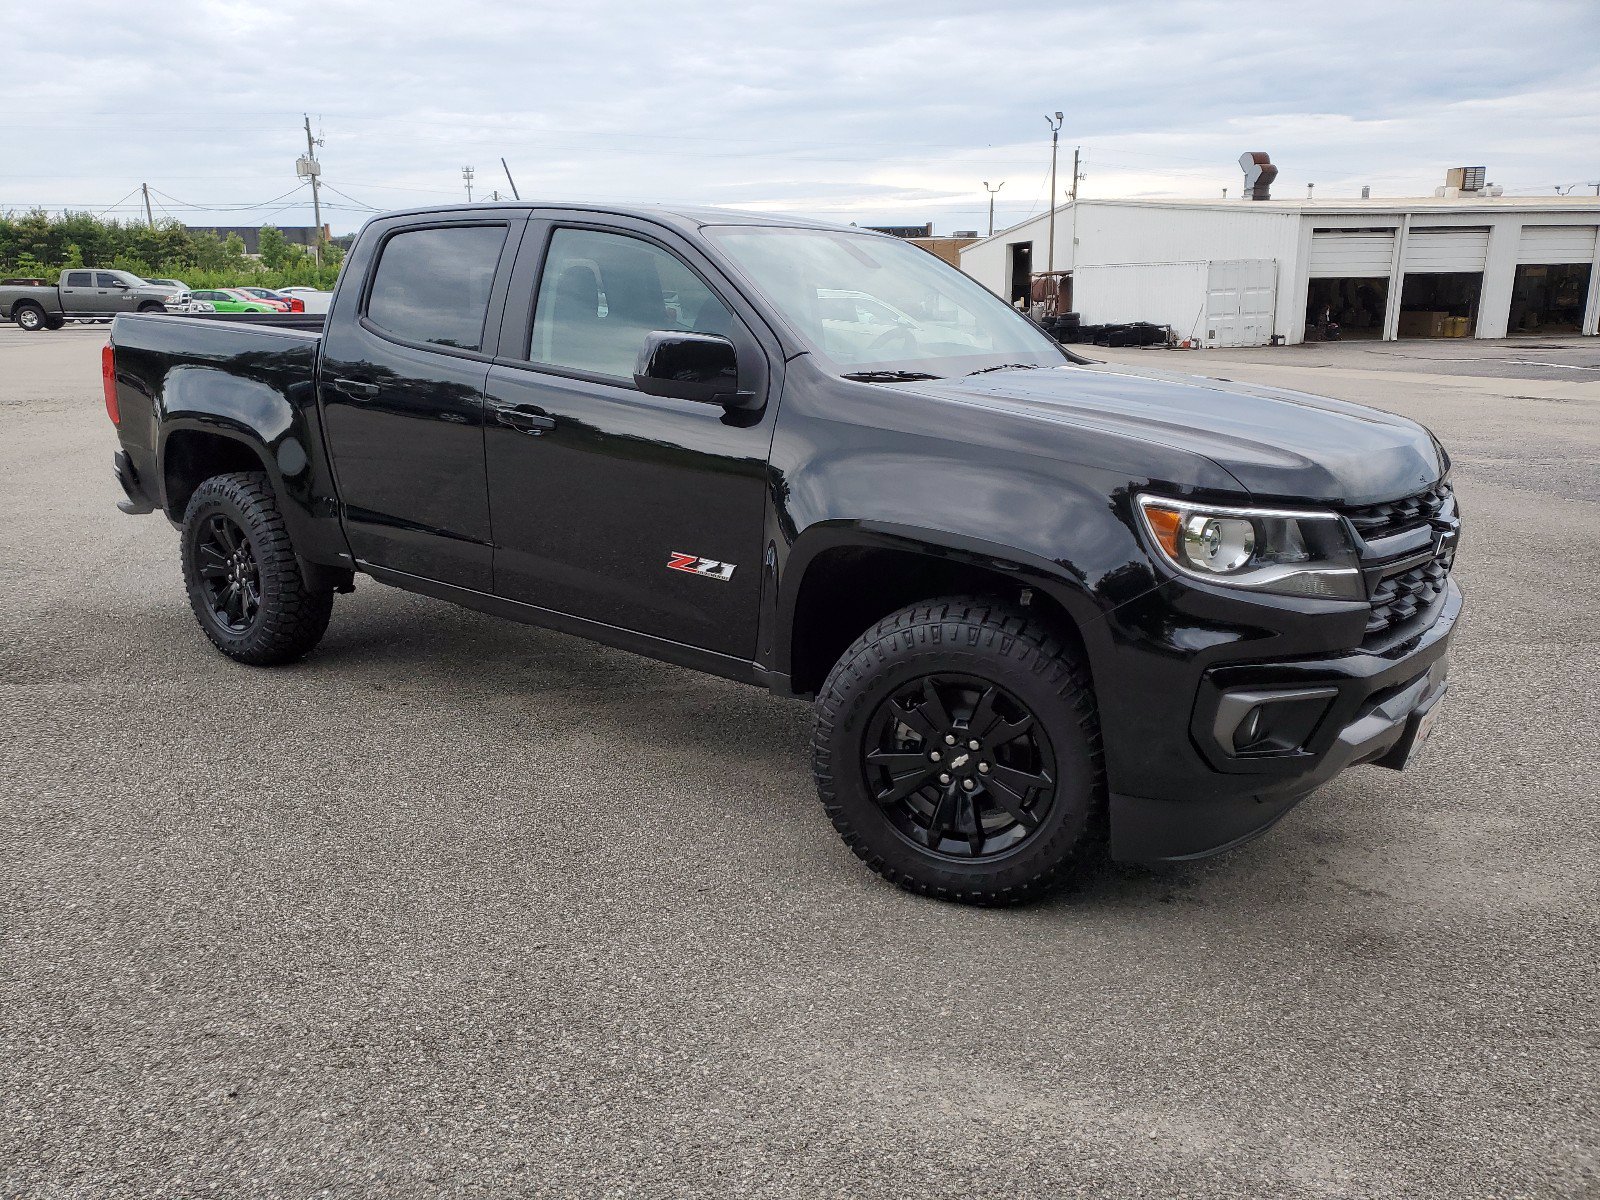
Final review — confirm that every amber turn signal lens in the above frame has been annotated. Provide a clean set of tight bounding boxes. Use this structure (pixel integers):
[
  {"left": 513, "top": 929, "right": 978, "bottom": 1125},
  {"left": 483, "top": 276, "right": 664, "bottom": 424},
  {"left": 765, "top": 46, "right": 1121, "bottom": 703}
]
[{"left": 1142, "top": 503, "right": 1182, "bottom": 558}]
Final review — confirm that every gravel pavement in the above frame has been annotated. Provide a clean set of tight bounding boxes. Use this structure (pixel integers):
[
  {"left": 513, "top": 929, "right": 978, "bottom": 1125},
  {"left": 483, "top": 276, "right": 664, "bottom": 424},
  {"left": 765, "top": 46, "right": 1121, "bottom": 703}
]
[{"left": 2, "top": 326, "right": 1596, "bottom": 1198}]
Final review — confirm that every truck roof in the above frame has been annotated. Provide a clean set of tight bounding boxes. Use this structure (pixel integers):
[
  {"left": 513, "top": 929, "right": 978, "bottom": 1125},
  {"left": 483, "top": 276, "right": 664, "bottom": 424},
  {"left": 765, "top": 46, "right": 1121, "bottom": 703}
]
[{"left": 360, "top": 202, "right": 875, "bottom": 237}]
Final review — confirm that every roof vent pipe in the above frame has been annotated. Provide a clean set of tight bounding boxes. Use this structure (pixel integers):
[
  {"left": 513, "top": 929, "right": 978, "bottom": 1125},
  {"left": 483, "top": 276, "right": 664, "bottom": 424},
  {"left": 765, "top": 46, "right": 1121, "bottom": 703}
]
[
  {"left": 1361, "top": 186, "right": 1371, "bottom": 199},
  {"left": 1239, "top": 152, "right": 1277, "bottom": 201}
]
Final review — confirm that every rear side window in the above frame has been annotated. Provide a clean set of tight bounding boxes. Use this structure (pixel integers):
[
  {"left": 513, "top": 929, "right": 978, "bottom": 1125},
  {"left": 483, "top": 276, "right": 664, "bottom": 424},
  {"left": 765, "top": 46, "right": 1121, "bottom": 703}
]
[
  {"left": 66, "top": 272, "right": 91, "bottom": 287},
  {"left": 366, "top": 224, "right": 507, "bottom": 352}
]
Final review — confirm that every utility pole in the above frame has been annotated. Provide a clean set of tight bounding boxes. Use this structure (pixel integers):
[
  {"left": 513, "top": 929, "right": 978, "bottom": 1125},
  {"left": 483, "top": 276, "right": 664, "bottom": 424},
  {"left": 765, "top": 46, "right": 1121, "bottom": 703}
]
[
  {"left": 300, "top": 115, "right": 325, "bottom": 267},
  {"left": 1045, "top": 111, "right": 1063, "bottom": 281},
  {"left": 501, "top": 157, "right": 521, "bottom": 201},
  {"left": 982, "top": 181, "right": 1004, "bottom": 237},
  {"left": 1070, "top": 146, "right": 1082, "bottom": 202},
  {"left": 463, "top": 166, "right": 475, "bottom": 202},
  {"left": 141, "top": 183, "right": 155, "bottom": 229}
]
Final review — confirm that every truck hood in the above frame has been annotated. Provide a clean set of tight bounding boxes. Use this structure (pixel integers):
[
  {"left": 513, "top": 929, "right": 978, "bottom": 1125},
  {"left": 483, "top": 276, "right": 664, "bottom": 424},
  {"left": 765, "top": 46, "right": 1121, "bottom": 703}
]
[{"left": 903, "top": 363, "right": 1445, "bottom": 506}]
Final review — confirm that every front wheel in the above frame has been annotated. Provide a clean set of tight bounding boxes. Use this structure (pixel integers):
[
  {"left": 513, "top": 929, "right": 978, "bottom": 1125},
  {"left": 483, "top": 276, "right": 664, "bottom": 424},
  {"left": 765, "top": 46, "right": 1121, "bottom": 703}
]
[
  {"left": 812, "top": 597, "right": 1104, "bottom": 905},
  {"left": 180, "top": 472, "right": 334, "bottom": 665}
]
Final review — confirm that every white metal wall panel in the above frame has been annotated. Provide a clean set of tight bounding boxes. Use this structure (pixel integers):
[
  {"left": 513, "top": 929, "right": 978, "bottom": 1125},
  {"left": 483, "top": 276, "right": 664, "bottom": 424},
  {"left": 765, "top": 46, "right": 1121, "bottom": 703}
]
[
  {"left": 1403, "top": 228, "right": 1490, "bottom": 273},
  {"left": 1308, "top": 231, "right": 1394, "bottom": 278},
  {"left": 1205, "top": 259, "right": 1277, "bottom": 347},
  {"left": 1515, "top": 225, "right": 1599, "bottom": 265},
  {"left": 1073, "top": 261, "right": 1209, "bottom": 339}
]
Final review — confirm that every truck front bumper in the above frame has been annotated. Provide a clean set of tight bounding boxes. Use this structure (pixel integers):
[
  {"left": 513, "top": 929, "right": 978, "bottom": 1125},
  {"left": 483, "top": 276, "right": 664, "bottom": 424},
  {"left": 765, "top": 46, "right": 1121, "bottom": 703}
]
[{"left": 1103, "top": 578, "right": 1462, "bottom": 863}]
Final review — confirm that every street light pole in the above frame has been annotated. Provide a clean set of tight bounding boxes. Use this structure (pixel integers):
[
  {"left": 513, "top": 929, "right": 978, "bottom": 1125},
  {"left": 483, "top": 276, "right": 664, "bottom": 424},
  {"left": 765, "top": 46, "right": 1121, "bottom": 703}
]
[
  {"left": 1045, "top": 111, "right": 1063, "bottom": 282},
  {"left": 982, "top": 180, "right": 1004, "bottom": 237}
]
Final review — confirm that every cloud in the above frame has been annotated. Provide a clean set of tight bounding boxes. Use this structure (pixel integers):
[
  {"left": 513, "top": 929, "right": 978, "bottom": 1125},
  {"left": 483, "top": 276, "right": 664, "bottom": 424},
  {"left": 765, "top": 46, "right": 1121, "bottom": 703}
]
[{"left": 3, "top": 0, "right": 1596, "bottom": 234}]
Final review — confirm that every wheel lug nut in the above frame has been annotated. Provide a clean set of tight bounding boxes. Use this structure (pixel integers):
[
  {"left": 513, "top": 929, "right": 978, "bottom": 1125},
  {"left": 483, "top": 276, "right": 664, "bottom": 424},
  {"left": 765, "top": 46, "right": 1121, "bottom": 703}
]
[
  {"left": 968, "top": 739, "right": 981, "bottom": 751},
  {"left": 962, "top": 779, "right": 976, "bottom": 791},
  {"left": 929, "top": 751, "right": 941, "bottom": 762},
  {"left": 944, "top": 734, "right": 956, "bottom": 745},
  {"left": 938, "top": 773, "right": 951, "bottom": 784},
  {"left": 978, "top": 762, "right": 990, "bottom": 774}
]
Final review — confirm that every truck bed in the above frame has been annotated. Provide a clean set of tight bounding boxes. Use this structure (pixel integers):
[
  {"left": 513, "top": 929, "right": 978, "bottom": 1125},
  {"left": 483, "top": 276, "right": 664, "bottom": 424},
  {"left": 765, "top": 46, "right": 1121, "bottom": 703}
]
[
  {"left": 108, "top": 312, "right": 325, "bottom": 524},
  {"left": 160, "top": 310, "right": 328, "bottom": 333}
]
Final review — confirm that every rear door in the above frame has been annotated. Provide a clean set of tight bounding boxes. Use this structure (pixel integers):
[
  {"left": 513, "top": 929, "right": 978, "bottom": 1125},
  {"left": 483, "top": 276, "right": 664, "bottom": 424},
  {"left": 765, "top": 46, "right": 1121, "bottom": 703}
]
[
  {"left": 60, "top": 271, "right": 97, "bottom": 314},
  {"left": 318, "top": 214, "right": 523, "bottom": 591},
  {"left": 481, "top": 216, "right": 778, "bottom": 658}
]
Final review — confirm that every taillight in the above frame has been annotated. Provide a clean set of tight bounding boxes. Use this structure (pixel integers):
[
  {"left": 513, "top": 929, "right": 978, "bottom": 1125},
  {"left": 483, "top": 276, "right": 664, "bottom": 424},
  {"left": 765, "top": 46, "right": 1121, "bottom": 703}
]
[{"left": 102, "top": 343, "right": 120, "bottom": 425}]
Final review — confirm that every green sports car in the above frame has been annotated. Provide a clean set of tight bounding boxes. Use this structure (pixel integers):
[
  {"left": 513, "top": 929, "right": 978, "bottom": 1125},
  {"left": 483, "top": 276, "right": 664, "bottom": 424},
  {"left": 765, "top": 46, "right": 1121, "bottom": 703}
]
[{"left": 187, "top": 289, "right": 275, "bottom": 313}]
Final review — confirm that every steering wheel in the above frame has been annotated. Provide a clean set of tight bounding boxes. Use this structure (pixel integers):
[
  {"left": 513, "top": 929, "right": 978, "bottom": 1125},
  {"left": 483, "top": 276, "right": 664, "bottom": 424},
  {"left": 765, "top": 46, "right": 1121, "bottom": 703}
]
[{"left": 867, "top": 325, "right": 917, "bottom": 355}]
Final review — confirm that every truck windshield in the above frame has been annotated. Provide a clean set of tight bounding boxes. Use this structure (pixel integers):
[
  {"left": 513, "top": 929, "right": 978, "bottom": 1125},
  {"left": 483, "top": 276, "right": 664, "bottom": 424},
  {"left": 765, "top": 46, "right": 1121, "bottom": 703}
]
[{"left": 706, "top": 226, "right": 1063, "bottom": 378}]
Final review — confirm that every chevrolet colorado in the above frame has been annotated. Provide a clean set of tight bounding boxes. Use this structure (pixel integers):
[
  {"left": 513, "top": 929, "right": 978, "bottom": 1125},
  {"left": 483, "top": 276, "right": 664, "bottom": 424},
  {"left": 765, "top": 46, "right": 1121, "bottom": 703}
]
[{"left": 104, "top": 203, "right": 1461, "bottom": 904}]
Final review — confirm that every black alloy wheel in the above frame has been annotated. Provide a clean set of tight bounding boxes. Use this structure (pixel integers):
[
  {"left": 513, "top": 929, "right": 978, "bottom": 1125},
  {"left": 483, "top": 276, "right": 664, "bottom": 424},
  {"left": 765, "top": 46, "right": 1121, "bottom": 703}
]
[
  {"left": 179, "top": 471, "right": 334, "bottom": 665},
  {"left": 812, "top": 596, "right": 1104, "bottom": 905},
  {"left": 864, "top": 673, "right": 1057, "bottom": 860},
  {"left": 192, "top": 512, "right": 262, "bottom": 635}
]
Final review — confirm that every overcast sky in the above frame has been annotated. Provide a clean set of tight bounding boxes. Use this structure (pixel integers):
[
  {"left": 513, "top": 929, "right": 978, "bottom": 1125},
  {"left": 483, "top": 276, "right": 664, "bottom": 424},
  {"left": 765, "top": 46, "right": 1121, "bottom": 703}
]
[{"left": 6, "top": 0, "right": 1597, "bottom": 238}]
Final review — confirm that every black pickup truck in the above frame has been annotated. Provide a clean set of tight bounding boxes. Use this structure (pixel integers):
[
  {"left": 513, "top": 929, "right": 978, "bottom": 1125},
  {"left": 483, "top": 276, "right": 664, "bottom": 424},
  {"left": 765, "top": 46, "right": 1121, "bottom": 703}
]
[{"left": 105, "top": 203, "right": 1461, "bottom": 904}]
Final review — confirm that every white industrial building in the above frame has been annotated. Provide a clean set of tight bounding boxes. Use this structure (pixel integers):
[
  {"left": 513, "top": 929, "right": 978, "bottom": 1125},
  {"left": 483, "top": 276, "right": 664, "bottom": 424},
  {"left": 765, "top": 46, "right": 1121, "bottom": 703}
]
[{"left": 958, "top": 185, "right": 1600, "bottom": 347}]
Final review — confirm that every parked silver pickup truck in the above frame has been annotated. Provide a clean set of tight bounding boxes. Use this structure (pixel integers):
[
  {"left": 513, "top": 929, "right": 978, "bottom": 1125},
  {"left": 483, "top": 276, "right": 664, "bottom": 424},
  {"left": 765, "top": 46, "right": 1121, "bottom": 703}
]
[{"left": 1, "top": 270, "right": 178, "bottom": 330}]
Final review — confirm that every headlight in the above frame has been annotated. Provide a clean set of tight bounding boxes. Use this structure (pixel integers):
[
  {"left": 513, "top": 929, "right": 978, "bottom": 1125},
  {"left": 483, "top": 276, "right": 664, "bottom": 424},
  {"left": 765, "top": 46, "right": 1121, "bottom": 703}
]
[{"left": 1137, "top": 494, "right": 1363, "bottom": 600}]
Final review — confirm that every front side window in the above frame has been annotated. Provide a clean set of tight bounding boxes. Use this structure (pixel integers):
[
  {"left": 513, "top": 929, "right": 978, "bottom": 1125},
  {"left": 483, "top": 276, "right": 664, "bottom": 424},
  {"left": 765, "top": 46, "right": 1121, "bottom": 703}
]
[
  {"left": 96, "top": 272, "right": 125, "bottom": 288},
  {"left": 66, "top": 272, "right": 91, "bottom": 287},
  {"left": 706, "top": 227, "right": 1062, "bottom": 377},
  {"left": 366, "top": 224, "right": 507, "bottom": 352},
  {"left": 529, "top": 228, "right": 736, "bottom": 380}
]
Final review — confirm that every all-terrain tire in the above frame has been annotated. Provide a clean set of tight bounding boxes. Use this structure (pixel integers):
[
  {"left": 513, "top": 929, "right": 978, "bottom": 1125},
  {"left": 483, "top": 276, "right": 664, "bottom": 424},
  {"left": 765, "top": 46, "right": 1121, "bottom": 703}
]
[
  {"left": 13, "top": 302, "right": 46, "bottom": 331},
  {"left": 180, "top": 472, "right": 334, "bottom": 665},
  {"left": 812, "top": 595, "right": 1104, "bottom": 906}
]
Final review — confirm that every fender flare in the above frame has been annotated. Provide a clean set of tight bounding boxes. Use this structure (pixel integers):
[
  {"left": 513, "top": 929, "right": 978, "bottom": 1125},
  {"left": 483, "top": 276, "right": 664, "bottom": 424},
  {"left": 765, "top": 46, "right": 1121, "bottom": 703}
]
[{"left": 771, "top": 519, "right": 1123, "bottom": 684}]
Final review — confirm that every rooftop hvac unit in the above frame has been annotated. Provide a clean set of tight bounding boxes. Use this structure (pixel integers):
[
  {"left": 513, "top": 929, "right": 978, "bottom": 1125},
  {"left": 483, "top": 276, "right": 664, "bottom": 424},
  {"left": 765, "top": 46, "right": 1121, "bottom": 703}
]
[{"left": 1445, "top": 166, "right": 1486, "bottom": 192}]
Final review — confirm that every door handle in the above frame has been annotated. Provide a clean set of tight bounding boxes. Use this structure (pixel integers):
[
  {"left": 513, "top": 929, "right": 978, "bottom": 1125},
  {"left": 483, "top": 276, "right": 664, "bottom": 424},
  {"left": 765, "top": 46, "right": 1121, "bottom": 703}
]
[
  {"left": 491, "top": 405, "right": 557, "bottom": 436},
  {"left": 330, "top": 376, "right": 380, "bottom": 399}
]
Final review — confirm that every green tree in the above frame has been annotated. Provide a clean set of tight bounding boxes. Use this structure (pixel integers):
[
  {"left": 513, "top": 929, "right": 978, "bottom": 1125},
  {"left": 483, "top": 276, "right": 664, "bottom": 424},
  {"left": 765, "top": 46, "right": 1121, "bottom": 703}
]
[{"left": 258, "top": 224, "right": 289, "bottom": 270}]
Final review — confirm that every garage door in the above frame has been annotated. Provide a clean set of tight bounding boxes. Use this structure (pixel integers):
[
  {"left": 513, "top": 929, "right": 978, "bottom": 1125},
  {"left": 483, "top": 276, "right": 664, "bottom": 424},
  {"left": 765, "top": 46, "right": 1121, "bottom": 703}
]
[
  {"left": 1205, "top": 259, "right": 1277, "bottom": 347},
  {"left": 1403, "top": 228, "right": 1490, "bottom": 273},
  {"left": 1309, "top": 230, "right": 1394, "bottom": 278},
  {"left": 1516, "top": 225, "right": 1598, "bottom": 265}
]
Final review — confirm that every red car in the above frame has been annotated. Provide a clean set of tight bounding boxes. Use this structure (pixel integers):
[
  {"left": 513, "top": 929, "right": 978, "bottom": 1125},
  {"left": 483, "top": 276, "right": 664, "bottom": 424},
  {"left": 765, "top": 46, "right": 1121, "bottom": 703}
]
[{"left": 227, "top": 287, "right": 305, "bottom": 314}]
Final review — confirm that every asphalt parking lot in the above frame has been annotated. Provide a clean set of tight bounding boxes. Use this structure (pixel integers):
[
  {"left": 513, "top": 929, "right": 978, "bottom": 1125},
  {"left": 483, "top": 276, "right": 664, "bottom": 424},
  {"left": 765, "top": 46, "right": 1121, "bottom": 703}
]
[{"left": 2, "top": 325, "right": 1596, "bottom": 1198}]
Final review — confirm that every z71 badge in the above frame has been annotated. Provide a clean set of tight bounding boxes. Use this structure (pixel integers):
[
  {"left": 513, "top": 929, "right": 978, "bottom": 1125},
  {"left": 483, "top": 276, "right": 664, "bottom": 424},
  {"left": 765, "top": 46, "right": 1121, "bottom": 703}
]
[{"left": 666, "top": 551, "right": 736, "bottom": 582}]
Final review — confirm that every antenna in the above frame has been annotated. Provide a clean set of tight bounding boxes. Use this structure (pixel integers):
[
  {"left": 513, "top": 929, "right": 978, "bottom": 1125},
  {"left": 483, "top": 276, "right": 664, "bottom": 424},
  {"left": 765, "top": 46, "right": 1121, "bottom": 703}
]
[{"left": 501, "top": 157, "right": 521, "bottom": 201}]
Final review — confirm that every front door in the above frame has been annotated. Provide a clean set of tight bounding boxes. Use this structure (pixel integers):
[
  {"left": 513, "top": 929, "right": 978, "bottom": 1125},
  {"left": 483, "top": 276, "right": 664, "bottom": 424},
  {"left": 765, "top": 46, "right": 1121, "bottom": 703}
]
[
  {"left": 482, "top": 220, "right": 776, "bottom": 658},
  {"left": 318, "top": 216, "right": 520, "bottom": 591},
  {"left": 97, "top": 273, "right": 139, "bottom": 313}
]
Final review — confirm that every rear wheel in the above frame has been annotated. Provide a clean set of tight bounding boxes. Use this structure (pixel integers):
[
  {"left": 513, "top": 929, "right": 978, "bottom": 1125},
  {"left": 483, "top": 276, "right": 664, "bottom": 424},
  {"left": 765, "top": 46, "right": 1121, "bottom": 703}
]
[
  {"left": 12, "top": 302, "right": 46, "bottom": 331},
  {"left": 812, "top": 596, "right": 1104, "bottom": 905},
  {"left": 180, "top": 472, "right": 333, "bottom": 665}
]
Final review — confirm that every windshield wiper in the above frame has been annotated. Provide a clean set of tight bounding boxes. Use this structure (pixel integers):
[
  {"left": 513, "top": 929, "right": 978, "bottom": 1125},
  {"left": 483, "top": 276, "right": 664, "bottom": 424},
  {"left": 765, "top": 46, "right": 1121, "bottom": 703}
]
[
  {"left": 841, "top": 370, "right": 943, "bottom": 383},
  {"left": 966, "top": 363, "right": 1041, "bottom": 376}
]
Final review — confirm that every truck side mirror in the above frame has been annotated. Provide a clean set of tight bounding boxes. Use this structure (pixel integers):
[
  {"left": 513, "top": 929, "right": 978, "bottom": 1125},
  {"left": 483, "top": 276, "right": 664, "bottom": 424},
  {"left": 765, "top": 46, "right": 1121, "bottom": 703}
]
[{"left": 633, "top": 331, "right": 751, "bottom": 407}]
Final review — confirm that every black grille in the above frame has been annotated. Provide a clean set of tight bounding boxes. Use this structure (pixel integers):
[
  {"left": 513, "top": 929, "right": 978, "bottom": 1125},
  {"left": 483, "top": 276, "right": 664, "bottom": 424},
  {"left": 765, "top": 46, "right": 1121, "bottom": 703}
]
[
  {"left": 1367, "top": 543, "right": 1455, "bottom": 634},
  {"left": 1344, "top": 479, "right": 1454, "bottom": 540}
]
